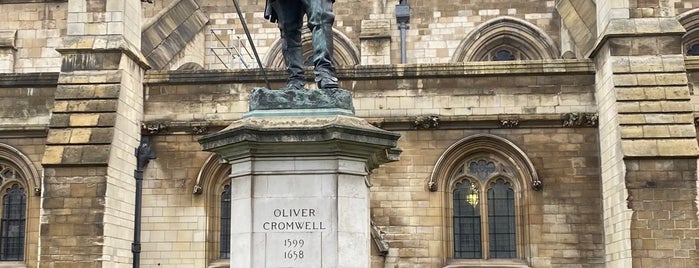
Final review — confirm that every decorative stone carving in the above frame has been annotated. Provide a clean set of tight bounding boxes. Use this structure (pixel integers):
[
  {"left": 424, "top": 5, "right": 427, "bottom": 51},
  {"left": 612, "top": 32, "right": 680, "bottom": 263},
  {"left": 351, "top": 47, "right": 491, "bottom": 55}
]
[
  {"left": 191, "top": 126, "right": 208, "bottom": 135},
  {"left": 141, "top": 122, "right": 167, "bottom": 135},
  {"left": 500, "top": 119, "right": 519, "bottom": 128},
  {"left": 370, "top": 218, "right": 389, "bottom": 256},
  {"left": 192, "top": 185, "right": 203, "bottom": 195},
  {"left": 412, "top": 115, "right": 439, "bottom": 129},
  {"left": 562, "top": 113, "right": 598, "bottom": 127}
]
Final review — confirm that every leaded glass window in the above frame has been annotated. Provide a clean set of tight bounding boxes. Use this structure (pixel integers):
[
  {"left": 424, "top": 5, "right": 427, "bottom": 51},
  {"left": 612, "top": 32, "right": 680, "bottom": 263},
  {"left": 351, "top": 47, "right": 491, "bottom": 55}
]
[
  {"left": 453, "top": 180, "right": 482, "bottom": 259},
  {"left": 487, "top": 179, "right": 516, "bottom": 258},
  {"left": 452, "top": 159, "right": 518, "bottom": 261},
  {"left": 219, "top": 184, "right": 231, "bottom": 259},
  {"left": 1, "top": 184, "right": 25, "bottom": 261}
]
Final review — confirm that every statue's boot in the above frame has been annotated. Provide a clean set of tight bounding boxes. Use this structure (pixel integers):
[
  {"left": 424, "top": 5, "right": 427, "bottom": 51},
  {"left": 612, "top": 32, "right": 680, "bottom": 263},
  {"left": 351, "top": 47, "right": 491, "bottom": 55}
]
[
  {"left": 307, "top": 0, "right": 338, "bottom": 89},
  {"left": 283, "top": 46, "right": 305, "bottom": 90},
  {"left": 275, "top": 1, "right": 306, "bottom": 90}
]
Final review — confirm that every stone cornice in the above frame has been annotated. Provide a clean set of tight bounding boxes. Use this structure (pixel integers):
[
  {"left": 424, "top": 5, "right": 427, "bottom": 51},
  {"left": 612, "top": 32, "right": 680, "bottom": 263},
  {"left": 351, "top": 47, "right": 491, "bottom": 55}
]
[
  {"left": 0, "top": 72, "right": 59, "bottom": 87},
  {"left": 57, "top": 35, "right": 151, "bottom": 70},
  {"left": 143, "top": 59, "right": 595, "bottom": 85},
  {"left": 141, "top": 113, "right": 599, "bottom": 136}
]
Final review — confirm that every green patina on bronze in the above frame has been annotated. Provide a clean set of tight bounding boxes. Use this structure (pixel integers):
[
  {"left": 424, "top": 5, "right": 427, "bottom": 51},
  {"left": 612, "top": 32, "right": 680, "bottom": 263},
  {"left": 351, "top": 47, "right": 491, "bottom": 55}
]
[{"left": 248, "top": 87, "right": 354, "bottom": 112}]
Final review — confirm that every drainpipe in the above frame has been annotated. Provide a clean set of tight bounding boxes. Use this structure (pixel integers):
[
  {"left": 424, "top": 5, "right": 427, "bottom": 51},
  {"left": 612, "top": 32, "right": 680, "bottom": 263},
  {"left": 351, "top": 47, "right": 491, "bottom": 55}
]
[
  {"left": 133, "top": 136, "right": 156, "bottom": 268},
  {"left": 395, "top": 0, "right": 411, "bottom": 63}
]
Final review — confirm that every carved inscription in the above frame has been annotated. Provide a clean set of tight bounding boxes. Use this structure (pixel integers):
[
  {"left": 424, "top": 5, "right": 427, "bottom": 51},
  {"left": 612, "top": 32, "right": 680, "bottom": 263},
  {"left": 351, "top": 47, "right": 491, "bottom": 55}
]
[
  {"left": 261, "top": 206, "right": 328, "bottom": 267},
  {"left": 262, "top": 208, "right": 327, "bottom": 231}
]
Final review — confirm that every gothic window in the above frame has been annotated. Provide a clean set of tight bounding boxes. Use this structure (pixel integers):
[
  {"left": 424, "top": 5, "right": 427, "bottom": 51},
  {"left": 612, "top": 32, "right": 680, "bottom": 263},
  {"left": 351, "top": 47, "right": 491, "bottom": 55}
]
[
  {"left": 196, "top": 153, "right": 234, "bottom": 267},
  {"left": 452, "top": 176, "right": 516, "bottom": 260},
  {"left": 219, "top": 184, "right": 231, "bottom": 259},
  {"left": 1, "top": 184, "right": 25, "bottom": 261},
  {"left": 0, "top": 165, "right": 26, "bottom": 261},
  {"left": 449, "top": 157, "right": 522, "bottom": 263}
]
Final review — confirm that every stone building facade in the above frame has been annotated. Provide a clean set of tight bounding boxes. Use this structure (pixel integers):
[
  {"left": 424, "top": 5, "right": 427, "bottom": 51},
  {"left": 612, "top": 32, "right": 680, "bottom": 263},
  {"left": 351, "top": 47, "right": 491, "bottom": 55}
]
[{"left": 0, "top": 0, "right": 698, "bottom": 267}]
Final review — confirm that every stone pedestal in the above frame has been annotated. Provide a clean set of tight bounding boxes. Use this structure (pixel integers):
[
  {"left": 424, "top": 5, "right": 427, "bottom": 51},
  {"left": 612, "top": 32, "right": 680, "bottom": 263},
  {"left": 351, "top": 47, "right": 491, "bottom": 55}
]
[{"left": 199, "top": 90, "right": 400, "bottom": 268}]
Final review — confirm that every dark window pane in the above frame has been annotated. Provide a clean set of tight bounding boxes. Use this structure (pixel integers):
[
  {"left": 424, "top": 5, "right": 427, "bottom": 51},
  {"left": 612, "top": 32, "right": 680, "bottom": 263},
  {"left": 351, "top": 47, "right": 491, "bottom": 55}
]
[
  {"left": 1, "top": 184, "right": 26, "bottom": 261},
  {"left": 493, "top": 50, "right": 515, "bottom": 61},
  {"left": 487, "top": 179, "right": 516, "bottom": 258},
  {"left": 453, "top": 180, "right": 481, "bottom": 259},
  {"left": 219, "top": 184, "right": 232, "bottom": 259},
  {"left": 688, "top": 44, "right": 699, "bottom": 56}
]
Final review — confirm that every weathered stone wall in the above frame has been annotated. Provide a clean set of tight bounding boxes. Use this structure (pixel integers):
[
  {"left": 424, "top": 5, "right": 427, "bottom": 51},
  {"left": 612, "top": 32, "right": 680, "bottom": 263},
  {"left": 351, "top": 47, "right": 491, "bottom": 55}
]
[
  {"left": 0, "top": 2, "right": 65, "bottom": 72},
  {"left": 0, "top": 136, "right": 45, "bottom": 268},
  {"left": 137, "top": 61, "right": 604, "bottom": 267},
  {"left": 369, "top": 127, "right": 603, "bottom": 267},
  {"left": 142, "top": 0, "right": 563, "bottom": 68}
]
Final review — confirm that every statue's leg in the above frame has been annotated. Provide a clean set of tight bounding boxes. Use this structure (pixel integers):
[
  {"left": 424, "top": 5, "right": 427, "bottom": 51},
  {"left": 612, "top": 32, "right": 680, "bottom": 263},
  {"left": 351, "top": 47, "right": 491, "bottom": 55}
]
[
  {"left": 304, "top": 0, "right": 338, "bottom": 89},
  {"left": 273, "top": 0, "right": 305, "bottom": 90}
]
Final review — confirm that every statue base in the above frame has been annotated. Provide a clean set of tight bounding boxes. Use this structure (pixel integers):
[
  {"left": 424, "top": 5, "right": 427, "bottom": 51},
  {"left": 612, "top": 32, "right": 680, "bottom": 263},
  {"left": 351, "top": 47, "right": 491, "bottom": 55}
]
[{"left": 248, "top": 87, "right": 355, "bottom": 113}]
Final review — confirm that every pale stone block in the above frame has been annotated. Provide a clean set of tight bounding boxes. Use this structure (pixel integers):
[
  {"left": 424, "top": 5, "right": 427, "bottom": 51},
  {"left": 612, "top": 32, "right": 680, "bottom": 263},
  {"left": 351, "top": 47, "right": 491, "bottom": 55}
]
[{"left": 263, "top": 175, "right": 324, "bottom": 197}]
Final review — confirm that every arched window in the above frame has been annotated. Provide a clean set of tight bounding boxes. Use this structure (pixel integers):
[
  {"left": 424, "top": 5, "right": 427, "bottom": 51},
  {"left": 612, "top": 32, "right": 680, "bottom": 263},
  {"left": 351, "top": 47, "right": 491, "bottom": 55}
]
[
  {"left": 451, "top": 160, "right": 518, "bottom": 261},
  {"left": 0, "top": 143, "right": 40, "bottom": 266},
  {"left": 428, "top": 134, "right": 541, "bottom": 267},
  {"left": 0, "top": 165, "right": 26, "bottom": 261},
  {"left": 452, "top": 16, "right": 559, "bottom": 62},
  {"left": 1, "top": 184, "right": 26, "bottom": 261},
  {"left": 219, "top": 184, "right": 231, "bottom": 259},
  {"left": 194, "top": 154, "right": 233, "bottom": 267}
]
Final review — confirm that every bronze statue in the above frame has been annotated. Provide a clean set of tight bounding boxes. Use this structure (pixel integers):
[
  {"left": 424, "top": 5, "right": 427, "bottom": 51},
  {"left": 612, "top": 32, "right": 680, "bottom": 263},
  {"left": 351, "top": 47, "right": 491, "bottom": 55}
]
[{"left": 265, "top": 0, "right": 338, "bottom": 90}]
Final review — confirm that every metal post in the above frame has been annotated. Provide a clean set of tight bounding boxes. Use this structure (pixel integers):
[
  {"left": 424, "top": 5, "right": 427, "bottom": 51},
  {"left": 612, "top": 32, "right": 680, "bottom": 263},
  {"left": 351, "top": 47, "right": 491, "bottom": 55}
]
[{"left": 231, "top": 0, "right": 271, "bottom": 89}]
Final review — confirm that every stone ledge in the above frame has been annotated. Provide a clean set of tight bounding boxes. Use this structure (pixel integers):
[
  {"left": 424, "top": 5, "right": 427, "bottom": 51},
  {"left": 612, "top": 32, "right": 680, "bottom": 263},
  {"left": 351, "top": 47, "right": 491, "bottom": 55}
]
[
  {"left": 588, "top": 18, "right": 686, "bottom": 58},
  {"left": 144, "top": 59, "right": 595, "bottom": 85},
  {"left": 0, "top": 72, "right": 58, "bottom": 87}
]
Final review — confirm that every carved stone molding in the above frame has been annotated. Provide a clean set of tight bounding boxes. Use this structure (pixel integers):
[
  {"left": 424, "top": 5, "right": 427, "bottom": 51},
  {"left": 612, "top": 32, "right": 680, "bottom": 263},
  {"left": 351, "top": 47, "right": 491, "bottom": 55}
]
[
  {"left": 411, "top": 115, "right": 440, "bottom": 129},
  {"left": 562, "top": 113, "right": 598, "bottom": 127}
]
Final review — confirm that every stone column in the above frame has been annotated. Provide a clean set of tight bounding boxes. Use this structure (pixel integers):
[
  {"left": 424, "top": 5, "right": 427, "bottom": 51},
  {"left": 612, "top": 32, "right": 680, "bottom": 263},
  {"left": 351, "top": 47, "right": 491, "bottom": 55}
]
[
  {"left": 40, "top": 0, "right": 148, "bottom": 267},
  {"left": 593, "top": 1, "right": 699, "bottom": 267},
  {"left": 199, "top": 89, "right": 400, "bottom": 268}
]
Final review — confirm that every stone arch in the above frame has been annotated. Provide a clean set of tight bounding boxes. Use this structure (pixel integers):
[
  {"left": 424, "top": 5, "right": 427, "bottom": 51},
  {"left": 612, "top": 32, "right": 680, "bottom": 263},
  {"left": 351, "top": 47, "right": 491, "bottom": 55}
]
[
  {"left": 451, "top": 16, "right": 559, "bottom": 62},
  {"left": 0, "top": 143, "right": 40, "bottom": 195},
  {"left": 193, "top": 153, "right": 230, "bottom": 195},
  {"left": 193, "top": 153, "right": 233, "bottom": 265},
  {"left": 263, "top": 28, "right": 360, "bottom": 68},
  {"left": 176, "top": 62, "right": 205, "bottom": 71},
  {"left": 678, "top": 9, "right": 699, "bottom": 55},
  {"left": 427, "top": 134, "right": 541, "bottom": 192}
]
